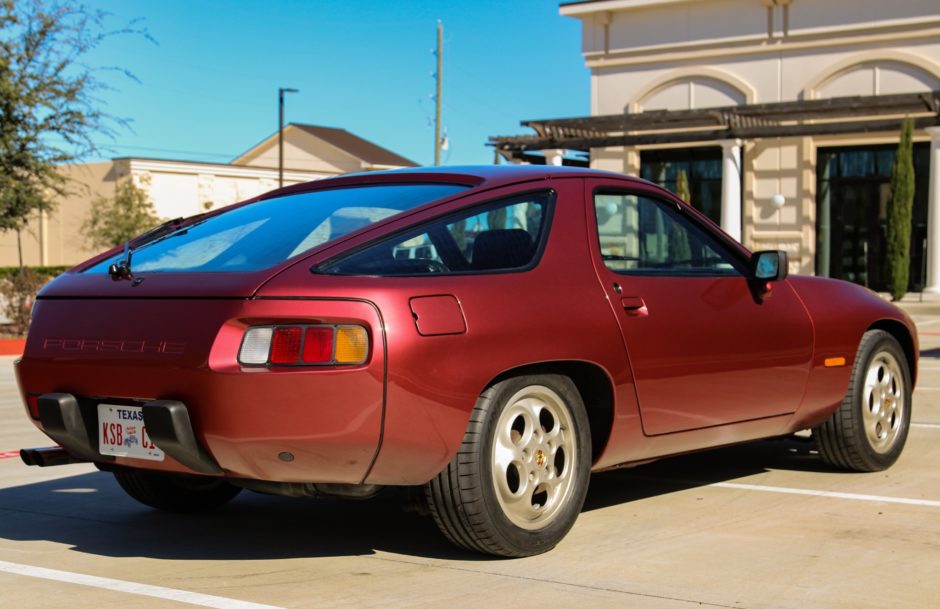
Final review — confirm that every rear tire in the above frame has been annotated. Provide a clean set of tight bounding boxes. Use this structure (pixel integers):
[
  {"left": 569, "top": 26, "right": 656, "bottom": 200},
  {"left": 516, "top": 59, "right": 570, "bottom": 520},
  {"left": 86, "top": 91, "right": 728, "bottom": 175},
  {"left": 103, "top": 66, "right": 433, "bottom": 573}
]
[
  {"left": 814, "top": 330, "right": 912, "bottom": 472},
  {"left": 425, "top": 374, "right": 591, "bottom": 557},
  {"left": 113, "top": 469, "right": 241, "bottom": 512}
]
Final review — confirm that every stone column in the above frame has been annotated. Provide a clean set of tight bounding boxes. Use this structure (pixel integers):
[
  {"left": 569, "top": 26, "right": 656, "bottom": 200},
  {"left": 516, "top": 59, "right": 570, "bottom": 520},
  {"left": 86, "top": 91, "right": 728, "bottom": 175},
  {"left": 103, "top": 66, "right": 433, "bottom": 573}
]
[
  {"left": 925, "top": 127, "right": 940, "bottom": 292},
  {"left": 720, "top": 139, "right": 743, "bottom": 242}
]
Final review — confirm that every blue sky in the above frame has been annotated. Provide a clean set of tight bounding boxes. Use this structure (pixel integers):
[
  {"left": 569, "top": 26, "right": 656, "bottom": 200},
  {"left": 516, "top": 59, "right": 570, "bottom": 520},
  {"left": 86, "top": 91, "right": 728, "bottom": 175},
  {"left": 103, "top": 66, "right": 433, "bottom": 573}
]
[{"left": 84, "top": 0, "right": 589, "bottom": 167}]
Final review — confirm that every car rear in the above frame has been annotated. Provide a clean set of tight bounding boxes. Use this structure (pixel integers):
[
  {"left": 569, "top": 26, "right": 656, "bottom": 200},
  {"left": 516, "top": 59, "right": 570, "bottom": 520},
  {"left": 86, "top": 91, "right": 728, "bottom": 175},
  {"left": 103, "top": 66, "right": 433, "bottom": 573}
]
[{"left": 16, "top": 178, "right": 471, "bottom": 485}]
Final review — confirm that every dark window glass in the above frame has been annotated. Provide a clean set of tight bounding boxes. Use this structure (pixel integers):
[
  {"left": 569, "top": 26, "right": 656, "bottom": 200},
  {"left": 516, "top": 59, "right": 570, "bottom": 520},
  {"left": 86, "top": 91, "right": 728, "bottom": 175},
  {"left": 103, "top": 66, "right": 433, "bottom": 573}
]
[
  {"left": 319, "top": 192, "right": 552, "bottom": 276},
  {"left": 816, "top": 143, "right": 929, "bottom": 291},
  {"left": 82, "top": 184, "right": 468, "bottom": 274},
  {"left": 594, "top": 192, "right": 742, "bottom": 276},
  {"left": 640, "top": 147, "right": 723, "bottom": 224}
]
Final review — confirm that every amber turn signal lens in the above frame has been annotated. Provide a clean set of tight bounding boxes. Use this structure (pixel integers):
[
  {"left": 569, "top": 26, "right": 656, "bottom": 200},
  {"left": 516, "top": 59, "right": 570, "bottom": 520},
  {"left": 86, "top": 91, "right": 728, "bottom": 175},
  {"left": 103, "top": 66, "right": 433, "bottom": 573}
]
[
  {"left": 335, "top": 326, "right": 369, "bottom": 364},
  {"left": 824, "top": 356, "right": 846, "bottom": 368}
]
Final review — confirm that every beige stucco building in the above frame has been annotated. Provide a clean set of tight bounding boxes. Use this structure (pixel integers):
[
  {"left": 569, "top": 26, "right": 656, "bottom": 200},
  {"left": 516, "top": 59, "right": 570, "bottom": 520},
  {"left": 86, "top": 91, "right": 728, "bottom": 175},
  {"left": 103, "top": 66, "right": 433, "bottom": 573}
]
[
  {"left": 3, "top": 124, "right": 415, "bottom": 267},
  {"left": 493, "top": 0, "right": 940, "bottom": 294}
]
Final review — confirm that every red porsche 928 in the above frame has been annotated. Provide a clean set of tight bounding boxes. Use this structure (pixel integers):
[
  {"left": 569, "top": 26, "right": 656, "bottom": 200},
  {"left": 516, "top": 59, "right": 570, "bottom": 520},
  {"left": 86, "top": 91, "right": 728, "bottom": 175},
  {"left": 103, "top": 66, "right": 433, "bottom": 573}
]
[{"left": 17, "top": 166, "right": 916, "bottom": 557}]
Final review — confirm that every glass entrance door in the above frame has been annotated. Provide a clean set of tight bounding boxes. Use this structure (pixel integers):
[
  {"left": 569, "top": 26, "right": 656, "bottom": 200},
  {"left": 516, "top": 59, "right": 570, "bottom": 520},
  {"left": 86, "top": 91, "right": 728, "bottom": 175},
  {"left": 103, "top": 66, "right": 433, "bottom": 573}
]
[
  {"left": 816, "top": 144, "right": 929, "bottom": 292},
  {"left": 640, "top": 147, "right": 722, "bottom": 225}
]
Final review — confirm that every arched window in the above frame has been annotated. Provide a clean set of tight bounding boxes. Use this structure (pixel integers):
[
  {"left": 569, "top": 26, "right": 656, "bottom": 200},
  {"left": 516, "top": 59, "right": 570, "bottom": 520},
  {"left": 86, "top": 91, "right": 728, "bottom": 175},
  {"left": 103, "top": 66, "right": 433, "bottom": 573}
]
[
  {"left": 805, "top": 52, "right": 940, "bottom": 99},
  {"left": 630, "top": 69, "right": 755, "bottom": 112}
]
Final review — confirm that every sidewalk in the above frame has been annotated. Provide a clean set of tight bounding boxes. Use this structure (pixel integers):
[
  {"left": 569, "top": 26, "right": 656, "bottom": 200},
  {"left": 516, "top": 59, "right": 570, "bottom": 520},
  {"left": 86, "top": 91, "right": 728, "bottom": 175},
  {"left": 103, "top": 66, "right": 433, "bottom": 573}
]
[{"left": 892, "top": 301, "right": 940, "bottom": 318}]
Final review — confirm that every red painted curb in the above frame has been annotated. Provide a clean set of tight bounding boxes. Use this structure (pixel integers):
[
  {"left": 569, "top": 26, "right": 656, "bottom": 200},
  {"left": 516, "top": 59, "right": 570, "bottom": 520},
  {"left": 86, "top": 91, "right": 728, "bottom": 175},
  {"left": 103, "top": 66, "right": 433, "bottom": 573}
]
[{"left": 0, "top": 339, "right": 25, "bottom": 356}]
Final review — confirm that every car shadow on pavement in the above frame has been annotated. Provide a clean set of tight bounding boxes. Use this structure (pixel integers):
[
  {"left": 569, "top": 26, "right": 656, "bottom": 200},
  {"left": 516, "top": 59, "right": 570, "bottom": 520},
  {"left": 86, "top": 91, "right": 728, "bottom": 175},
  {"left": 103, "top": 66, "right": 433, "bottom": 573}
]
[
  {"left": 919, "top": 347, "right": 940, "bottom": 359},
  {"left": 0, "top": 436, "right": 838, "bottom": 562},
  {"left": 584, "top": 435, "right": 837, "bottom": 512},
  {"left": 0, "top": 470, "right": 466, "bottom": 561}
]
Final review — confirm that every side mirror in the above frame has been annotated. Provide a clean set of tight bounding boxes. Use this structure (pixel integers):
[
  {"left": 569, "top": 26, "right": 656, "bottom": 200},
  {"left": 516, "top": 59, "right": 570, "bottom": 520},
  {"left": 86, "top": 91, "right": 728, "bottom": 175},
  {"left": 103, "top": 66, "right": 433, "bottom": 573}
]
[{"left": 751, "top": 250, "right": 788, "bottom": 281}]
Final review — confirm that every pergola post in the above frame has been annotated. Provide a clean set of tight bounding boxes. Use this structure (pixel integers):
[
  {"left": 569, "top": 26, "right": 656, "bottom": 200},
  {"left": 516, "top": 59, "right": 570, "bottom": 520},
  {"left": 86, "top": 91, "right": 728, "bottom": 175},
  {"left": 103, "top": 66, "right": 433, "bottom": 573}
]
[
  {"left": 720, "top": 139, "right": 743, "bottom": 242},
  {"left": 543, "top": 149, "right": 565, "bottom": 166}
]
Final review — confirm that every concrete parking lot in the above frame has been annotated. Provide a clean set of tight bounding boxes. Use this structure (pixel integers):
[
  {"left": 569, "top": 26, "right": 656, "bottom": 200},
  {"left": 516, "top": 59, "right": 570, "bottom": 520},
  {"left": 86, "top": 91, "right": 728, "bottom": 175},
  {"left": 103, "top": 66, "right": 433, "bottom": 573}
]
[{"left": 1, "top": 313, "right": 938, "bottom": 609}]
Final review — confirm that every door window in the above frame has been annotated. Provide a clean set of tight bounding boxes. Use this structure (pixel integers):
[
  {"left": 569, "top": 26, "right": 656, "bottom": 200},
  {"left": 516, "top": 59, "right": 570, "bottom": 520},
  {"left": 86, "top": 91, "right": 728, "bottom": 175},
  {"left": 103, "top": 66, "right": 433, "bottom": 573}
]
[{"left": 594, "top": 192, "right": 742, "bottom": 276}]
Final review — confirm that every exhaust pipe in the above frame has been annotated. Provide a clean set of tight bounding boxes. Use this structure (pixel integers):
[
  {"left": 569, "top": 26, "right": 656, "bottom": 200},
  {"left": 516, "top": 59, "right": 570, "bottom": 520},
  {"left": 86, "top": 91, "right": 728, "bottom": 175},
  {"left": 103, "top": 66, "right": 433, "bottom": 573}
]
[{"left": 20, "top": 446, "right": 86, "bottom": 467}]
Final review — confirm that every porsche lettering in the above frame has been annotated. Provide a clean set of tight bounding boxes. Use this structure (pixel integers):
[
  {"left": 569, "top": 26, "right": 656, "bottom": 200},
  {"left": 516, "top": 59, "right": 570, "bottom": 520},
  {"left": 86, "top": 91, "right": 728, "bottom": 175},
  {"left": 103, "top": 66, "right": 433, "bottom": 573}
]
[{"left": 42, "top": 338, "right": 185, "bottom": 355}]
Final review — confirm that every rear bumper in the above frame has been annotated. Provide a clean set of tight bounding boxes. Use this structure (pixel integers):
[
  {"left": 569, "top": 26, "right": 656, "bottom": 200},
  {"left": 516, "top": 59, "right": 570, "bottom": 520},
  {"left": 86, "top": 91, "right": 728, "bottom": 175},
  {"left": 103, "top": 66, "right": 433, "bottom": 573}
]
[{"left": 32, "top": 393, "right": 222, "bottom": 474}]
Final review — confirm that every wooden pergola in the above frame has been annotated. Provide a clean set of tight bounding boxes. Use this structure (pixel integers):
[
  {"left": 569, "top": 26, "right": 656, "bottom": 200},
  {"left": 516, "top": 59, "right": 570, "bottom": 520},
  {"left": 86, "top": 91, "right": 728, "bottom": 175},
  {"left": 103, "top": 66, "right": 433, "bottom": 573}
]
[{"left": 489, "top": 91, "right": 940, "bottom": 160}]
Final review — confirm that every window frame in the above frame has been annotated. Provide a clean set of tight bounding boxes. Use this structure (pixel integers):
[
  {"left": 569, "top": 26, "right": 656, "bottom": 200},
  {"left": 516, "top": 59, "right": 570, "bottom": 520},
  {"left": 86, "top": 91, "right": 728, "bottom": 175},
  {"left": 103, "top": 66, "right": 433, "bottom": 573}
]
[
  {"left": 312, "top": 189, "right": 557, "bottom": 277},
  {"left": 592, "top": 187, "right": 749, "bottom": 278}
]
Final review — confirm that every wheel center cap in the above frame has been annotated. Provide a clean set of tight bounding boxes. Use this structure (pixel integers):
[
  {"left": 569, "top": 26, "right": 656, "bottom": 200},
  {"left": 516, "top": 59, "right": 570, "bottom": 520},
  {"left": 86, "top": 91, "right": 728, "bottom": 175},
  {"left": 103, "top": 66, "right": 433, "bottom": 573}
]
[{"left": 535, "top": 449, "right": 546, "bottom": 468}]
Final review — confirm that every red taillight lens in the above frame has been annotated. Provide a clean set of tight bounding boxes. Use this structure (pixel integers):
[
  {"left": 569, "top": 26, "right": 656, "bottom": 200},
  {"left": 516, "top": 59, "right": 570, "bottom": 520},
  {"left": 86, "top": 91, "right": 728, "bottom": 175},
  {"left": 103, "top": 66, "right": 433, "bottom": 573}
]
[
  {"left": 26, "top": 394, "right": 40, "bottom": 420},
  {"left": 302, "top": 326, "right": 333, "bottom": 363},
  {"left": 270, "top": 327, "right": 303, "bottom": 364}
]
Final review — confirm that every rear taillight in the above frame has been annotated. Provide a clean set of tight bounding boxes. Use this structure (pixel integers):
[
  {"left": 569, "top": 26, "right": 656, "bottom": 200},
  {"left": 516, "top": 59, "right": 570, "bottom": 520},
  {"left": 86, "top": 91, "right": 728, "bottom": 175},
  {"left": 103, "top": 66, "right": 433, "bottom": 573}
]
[
  {"left": 26, "top": 394, "right": 40, "bottom": 420},
  {"left": 238, "top": 324, "right": 369, "bottom": 366}
]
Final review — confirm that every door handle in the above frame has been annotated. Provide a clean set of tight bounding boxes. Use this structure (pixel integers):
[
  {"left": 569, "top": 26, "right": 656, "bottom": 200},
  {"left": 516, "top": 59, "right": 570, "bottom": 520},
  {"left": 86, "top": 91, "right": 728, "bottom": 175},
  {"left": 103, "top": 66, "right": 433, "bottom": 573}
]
[{"left": 621, "top": 296, "right": 649, "bottom": 317}]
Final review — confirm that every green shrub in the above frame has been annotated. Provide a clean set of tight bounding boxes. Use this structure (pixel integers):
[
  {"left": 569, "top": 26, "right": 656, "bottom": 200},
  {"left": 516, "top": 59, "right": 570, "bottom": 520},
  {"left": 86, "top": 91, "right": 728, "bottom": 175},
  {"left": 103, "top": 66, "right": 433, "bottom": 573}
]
[
  {"left": 0, "top": 266, "right": 66, "bottom": 336},
  {"left": 0, "top": 268, "right": 50, "bottom": 336},
  {"left": 0, "top": 266, "right": 69, "bottom": 282}
]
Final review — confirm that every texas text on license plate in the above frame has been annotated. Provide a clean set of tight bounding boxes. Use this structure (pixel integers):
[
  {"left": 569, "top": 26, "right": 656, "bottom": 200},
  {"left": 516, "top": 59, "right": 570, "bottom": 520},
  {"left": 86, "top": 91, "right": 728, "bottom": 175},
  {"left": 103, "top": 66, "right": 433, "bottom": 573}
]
[{"left": 98, "top": 404, "right": 165, "bottom": 461}]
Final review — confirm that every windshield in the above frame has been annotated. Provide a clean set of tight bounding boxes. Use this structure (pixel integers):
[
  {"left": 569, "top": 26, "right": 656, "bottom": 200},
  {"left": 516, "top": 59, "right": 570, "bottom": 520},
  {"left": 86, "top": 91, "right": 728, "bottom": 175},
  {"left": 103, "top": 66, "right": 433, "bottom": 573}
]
[{"left": 83, "top": 183, "right": 469, "bottom": 274}]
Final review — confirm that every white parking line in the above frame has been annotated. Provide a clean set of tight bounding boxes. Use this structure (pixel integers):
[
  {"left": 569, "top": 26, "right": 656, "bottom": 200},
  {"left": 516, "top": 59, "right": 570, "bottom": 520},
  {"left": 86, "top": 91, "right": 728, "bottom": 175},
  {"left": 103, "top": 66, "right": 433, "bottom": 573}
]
[
  {"left": 0, "top": 560, "right": 287, "bottom": 609},
  {"left": 914, "top": 387, "right": 940, "bottom": 391},
  {"left": 712, "top": 482, "right": 940, "bottom": 508},
  {"left": 913, "top": 422, "right": 940, "bottom": 429}
]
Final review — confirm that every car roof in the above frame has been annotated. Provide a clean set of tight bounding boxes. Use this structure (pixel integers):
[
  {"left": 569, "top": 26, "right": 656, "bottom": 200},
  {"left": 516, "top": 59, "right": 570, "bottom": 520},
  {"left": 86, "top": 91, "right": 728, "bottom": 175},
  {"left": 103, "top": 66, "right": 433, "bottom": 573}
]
[{"left": 262, "top": 164, "right": 654, "bottom": 200}]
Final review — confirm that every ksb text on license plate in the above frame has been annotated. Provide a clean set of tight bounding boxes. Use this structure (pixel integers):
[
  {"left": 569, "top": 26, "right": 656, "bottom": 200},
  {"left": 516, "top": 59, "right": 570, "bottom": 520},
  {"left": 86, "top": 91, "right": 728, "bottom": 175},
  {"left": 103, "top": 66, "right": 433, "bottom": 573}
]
[{"left": 98, "top": 404, "right": 165, "bottom": 461}]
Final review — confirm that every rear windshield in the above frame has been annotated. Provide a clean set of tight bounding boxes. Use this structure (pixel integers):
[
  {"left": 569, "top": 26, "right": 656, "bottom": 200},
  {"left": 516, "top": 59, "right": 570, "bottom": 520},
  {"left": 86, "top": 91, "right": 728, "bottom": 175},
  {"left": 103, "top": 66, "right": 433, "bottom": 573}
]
[{"left": 83, "top": 183, "right": 468, "bottom": 274}]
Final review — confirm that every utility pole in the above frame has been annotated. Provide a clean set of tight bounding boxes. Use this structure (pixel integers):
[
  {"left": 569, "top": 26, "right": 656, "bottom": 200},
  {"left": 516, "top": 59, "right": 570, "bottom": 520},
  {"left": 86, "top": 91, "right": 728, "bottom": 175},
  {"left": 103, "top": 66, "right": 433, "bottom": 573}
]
[
  {"left": 434, "top": 20, "right": 443, "bottom": 166},
  {"left": 278, "top": 87, "right": 299, "bottom": 187}
]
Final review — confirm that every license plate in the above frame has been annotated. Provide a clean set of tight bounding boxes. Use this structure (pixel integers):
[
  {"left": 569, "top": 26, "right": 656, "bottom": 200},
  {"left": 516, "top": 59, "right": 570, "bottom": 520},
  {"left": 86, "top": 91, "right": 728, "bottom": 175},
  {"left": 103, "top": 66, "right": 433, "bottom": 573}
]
[{"left": 98, "top": 404, "right": 165, "bottom": 461}]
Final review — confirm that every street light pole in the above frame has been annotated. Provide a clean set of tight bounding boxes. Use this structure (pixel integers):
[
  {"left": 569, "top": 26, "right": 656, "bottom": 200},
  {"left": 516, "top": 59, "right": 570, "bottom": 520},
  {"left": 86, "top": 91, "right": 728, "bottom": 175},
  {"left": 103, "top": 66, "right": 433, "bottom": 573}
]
[{"left": 278, "top": 87, "right": 299, "bottom": 188}]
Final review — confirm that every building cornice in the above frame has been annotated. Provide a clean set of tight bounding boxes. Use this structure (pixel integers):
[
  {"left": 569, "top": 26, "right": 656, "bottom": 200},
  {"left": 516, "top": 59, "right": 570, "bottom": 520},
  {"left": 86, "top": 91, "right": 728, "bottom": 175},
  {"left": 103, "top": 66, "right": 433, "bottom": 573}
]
[
  {"left": 560, "top": 0, "right": 701, "bottom": 17},
  {"left": 583, "top": 18, "right": 940, "bottom": 70},
  {"left": 124, "top": 158, "right": 334, "bottom": 182}
]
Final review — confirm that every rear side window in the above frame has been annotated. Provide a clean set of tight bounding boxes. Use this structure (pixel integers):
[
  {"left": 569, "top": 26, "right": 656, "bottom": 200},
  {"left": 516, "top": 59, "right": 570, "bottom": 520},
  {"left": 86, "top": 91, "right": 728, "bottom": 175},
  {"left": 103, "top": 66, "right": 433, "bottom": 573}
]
[
  {"left": 319, "top": 192, "right": 553, "bottom": 276},
  {"left": 82, "top": 183, "right": 468, "bottom": 274}
]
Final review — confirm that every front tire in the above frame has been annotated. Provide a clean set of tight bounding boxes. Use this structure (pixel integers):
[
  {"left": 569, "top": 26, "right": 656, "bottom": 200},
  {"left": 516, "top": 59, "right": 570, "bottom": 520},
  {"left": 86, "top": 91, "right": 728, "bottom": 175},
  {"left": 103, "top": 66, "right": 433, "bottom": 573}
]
[
  {"left": 113, "top": 468, "right": 241, "bottom": 512},
  {"left": 814, "top": 330, "right": 912, "bottom": 472},
  {"left": 425, "top": 374, "right": 591, "bottom": 557}
]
